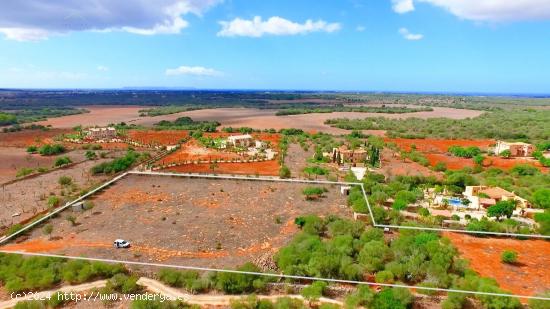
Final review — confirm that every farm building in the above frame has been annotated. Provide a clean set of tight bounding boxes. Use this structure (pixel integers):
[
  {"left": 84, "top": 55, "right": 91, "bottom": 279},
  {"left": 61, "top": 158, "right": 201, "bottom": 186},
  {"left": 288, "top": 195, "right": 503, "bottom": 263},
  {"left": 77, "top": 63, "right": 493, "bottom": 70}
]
[
  {"left": 331, "top": 146, "right": 368, "bottom": 165},
  {"left": 493, "top": 141, "right": 534, "bottom": 157},
  {"left": 86, "top": 127, "right": 117, "bottom": 140},
  {"left": 227, "top": 134, "right": 253, "bottom": 147}
]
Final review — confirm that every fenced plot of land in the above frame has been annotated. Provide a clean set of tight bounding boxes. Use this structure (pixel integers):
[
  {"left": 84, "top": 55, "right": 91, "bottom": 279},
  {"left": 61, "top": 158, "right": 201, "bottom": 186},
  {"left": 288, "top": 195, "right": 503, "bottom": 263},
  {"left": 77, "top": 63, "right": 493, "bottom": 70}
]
[{"left": 1, "top": 174, "right": 352, "bottom": 269}]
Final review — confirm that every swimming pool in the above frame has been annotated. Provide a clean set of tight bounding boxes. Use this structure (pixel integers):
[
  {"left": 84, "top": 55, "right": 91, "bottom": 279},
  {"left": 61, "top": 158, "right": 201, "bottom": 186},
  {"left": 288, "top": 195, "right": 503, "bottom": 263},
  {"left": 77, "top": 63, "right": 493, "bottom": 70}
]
[{"left": 446, "top": 197, "right": 465, "bottom": 207}]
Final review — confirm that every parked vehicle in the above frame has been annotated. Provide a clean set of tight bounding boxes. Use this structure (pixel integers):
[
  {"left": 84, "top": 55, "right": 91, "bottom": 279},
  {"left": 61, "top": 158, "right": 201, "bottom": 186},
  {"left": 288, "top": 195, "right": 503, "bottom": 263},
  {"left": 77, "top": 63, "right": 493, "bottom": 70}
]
[{"left": 113, "top": 239, "right": 130, "bottom": 248}]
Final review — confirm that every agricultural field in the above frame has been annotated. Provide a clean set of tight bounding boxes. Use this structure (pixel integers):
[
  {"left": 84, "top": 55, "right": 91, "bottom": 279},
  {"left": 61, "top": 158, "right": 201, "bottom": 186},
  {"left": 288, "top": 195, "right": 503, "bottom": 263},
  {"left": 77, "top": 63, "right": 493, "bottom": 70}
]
[
  {"left": 386, "top": 138, "right": 547, "bottom": 172},
  {"left": 1, "top": 174, "right": 352, "bottom": 269},
  {"left": 0, "top": 157, "right": 120, "bottom": 233},
  {"left": 445, "top": 232, "right": 550, "bottom": 297}
]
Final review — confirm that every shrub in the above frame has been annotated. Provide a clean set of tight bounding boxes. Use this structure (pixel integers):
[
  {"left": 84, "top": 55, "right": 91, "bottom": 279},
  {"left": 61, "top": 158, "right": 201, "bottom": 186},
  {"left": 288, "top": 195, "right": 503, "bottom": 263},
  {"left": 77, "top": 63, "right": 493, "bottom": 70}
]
[
  {"left": 92, "top": 151, "right": 141, "bottom": 174},
  {"left": 302, "top": 187, "right": 327, "bottom": 200},
  {"left": 213, "top": 262, "right": 269, "bottom": 294},
  {"left": 16, "top": 168, "right": 34, "bottom": 178},
  {"left": 38, "top": 144, "right": 65, "bottom": 156},
  {"left": 58, "top": 176, "right": 73, "bottom": 186},
  {"left": 301, "top": 281, "right": 327, "bottom": 302},
  {"left": 54, "top": 156, "right": 72, "bottom": 167},
  {"left": 26, "top": 146, "right": 38, "bottom": 153},
  {"left": 47, "top": 196, "right": 60, "bottom": 208},
  {"left": 279, "top": 165, "right": 291, "bottom": 178},
  {"left": 375, "top": 270, "right": 394, "bottom": 283},
  {"left": 501, "top": 250, "right": 518, "bottom": 264},
  {"left": 158, "top": 269, "right": 209, "bottom": 293}
]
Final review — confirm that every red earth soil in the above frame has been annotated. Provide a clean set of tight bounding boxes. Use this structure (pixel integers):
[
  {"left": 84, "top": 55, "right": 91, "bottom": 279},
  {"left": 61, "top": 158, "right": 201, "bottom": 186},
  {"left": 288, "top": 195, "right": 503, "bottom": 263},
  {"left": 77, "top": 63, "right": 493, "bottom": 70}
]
[
  {"left": 126, "top": 130, "right": 189, "bottom": 146},
  {"left": 0, "top": 129, "right": 73, "bottom": 148},
  {"left": 165, "top": 160, "right": 280, "bottom": 176},
  {"left": 444, "top": 232, "right": 550, "bottom": 297},
  {"left": 385, "top": 138, "right": 495, "bottom": 153},
  {"left": 387, "top": 138, "right": 547, "bottom": 172},
  {"left": 2, "top": 237, "right": 227, "bottom": 261},
  {"left": 159, "top": 132, "right": 281, "bottom": 167}
]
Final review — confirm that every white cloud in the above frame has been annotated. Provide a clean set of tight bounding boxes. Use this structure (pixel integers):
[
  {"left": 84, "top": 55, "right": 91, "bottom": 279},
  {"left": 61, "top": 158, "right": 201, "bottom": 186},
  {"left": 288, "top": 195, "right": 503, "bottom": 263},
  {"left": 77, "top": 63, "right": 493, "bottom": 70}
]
[
  {"left": 0, "top": 0, "right": 222, "bottom": 41},
  {"left": 165, "top": 66, "right": 222, "bottom": 76},
  {"left": 356, "top": 25, "right": 366, "bottom": 32},
  {"left": 217, "top": 16, "right": 341, "bottom": 37},
  {"left": 97, "top": 65, "right": 109, "bottom": 72},
  {"left": 399, "top": 28, "right": 423, "bottom": 40},
  {"left": 392, "top": 0, "right": 550, "bottom": 22},
  {"left": 392, "top": 0, "right": 415, "bottom": 14}
]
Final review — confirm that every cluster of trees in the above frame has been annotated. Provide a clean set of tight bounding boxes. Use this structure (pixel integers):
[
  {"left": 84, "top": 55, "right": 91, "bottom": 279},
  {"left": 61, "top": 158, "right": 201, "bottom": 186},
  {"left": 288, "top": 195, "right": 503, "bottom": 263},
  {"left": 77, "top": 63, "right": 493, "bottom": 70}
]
[
  {"left": 27, "top": 144, "right": 66, "bottom": 156},
  {"left": 325, "top": 109, "right": 550, "bottom": 144},
  {"left": 157, "top": 263, "right": 272, "bottom": 295},
  {"left": 155, "top": 117, "right": 220, "bottom": 132},
  {"left": 139, "top": 105, "right": 205, "bottom": 117},
  {"left": 91, "top": 151, "right": 143, "bottom": 174},
  {"left": 447, "top": 146, "right": 482, "bottom": 158},
  {"left": 275, "top": 105, "right": 433, "bottom": 116},
  {"left": 0, "top": 108, "right": 86, "bottom": 127},
  {"left": 303, "top": 166, "right": 328, "bottom": 178},
  {"left": 0, "top": 254, "right": 126, "bottom": 293},
  {"left": 0, "top": 112, "right": 17, "bottom": 126}
]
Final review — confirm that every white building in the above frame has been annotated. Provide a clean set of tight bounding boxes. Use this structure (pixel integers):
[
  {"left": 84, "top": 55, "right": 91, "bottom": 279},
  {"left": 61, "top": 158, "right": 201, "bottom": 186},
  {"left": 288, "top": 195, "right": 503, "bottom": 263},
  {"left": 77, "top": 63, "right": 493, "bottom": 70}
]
[
  {"left": 227, "top": 134, "right": 253, "bottom": 147},
  {"left": 86, "top": 127, "right": 116, "bottom": 140}
]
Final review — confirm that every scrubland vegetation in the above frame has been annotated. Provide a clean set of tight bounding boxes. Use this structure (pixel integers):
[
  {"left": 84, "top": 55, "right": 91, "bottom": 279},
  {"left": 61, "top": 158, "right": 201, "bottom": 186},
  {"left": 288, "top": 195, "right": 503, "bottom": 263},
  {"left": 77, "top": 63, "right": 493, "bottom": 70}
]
[
  {"left": 91, "top": 150, "right": 147, "bottom": 174},
  {"left": 155, "top": 116, "right": 220, "bottom": 132},
  {"left": 275, "top": 105, "right": 433, "bottom": 116},
  {"left": 326, "top": 109, "right": 550, "bottom": 144}
]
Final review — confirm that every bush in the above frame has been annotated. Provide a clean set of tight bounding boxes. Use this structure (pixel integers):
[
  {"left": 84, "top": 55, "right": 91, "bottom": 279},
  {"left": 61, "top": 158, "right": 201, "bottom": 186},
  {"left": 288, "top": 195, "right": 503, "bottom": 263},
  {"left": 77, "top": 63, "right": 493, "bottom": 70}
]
[
  {"left": 301, "top": 281, "right": 327, "bottom": 302},
  {"left": 279, "top": 165, "right": 291, "bottom": 179},
  {"left": 58, "top": 176, "right": 73, "bottom": 186},
  {"left": 375, "top": 270, "right": 394, "bottom": 283},
  {"left": 106, "top": 274, "right": 141, "bottom": 294},
  {"left": 47, "top": 196, "right": 60, "bottom": 208},
  {"left": 54, "top": 156, "right": 72, "bottom": 167},
  {"left": 92, "top": 151, "right": 141, "bottom": 174},
  {"left": 38, "top": 144, "right": 65, "bottom": 156},
  {"left": 501, "top": 250, "right": 518, "bottom": 264},
  {"left": 158, "top": 269, "right": 209, "bottom": 293},
  {"left": 213, "top": 263, "right": 270, "bottom": 294},
  {"left": 26, "top": 146, "right": 38, "bottom": 153},
  {"left": 302, "top": 187, "right": 327, "bottom": 200},
  {"left": 16, "top": 168, "right": 35, "bottom": 178},
  {"left": 0, "top": 254, "right": 126, "bottom": 293}
]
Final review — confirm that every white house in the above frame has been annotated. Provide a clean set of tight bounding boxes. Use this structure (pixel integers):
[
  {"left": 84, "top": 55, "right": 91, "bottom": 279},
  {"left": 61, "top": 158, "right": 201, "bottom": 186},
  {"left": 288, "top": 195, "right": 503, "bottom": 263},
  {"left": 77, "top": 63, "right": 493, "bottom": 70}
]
[{"left": 227, "top": 134, "right": 253, "bottom": 147}]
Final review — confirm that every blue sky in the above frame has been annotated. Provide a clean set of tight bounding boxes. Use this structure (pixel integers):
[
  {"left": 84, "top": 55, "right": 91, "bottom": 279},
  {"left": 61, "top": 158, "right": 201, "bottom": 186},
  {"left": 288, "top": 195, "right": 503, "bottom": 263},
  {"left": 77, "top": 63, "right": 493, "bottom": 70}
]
[{"left": 1, "top": 0, "right": 550, "bottom": 93}]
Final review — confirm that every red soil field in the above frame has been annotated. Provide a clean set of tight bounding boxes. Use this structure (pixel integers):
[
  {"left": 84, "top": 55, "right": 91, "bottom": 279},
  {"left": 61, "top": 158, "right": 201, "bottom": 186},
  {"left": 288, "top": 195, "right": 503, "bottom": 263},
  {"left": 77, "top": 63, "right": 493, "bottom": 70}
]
[
  {"left": 444, "top": 232, "right": 550, "bottom": 297},
  {"left": 126, "top": 130, "right": 189, "bottom": 146},
  {"left": 388, "top": 138, "right": 547, "bottom": 172},
  {"left": 165, "top": 160, "right": 280, "bottom": 176},
  {"left": 385, "top": 138, "right": 495, "bottom": 153},
  {"left": 159, "top": 132, "right": 281, "bottom": 166},
  {"left": 0, "top": 129, "right": 72, "bottom": 147}
]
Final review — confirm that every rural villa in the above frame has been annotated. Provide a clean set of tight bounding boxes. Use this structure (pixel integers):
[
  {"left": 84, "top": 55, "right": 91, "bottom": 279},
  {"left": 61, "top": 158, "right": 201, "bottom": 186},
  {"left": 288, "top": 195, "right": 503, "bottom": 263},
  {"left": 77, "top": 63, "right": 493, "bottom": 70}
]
[
  {"left": 462, "top": 186, "right": 530, "bottom": 210},
  {"left": 493, "top": 140, "right": 534, "bottom": 157},
  {"left": 331, "top": 146, "right": 369, "bottom": 165},
  {"left": 85, "top": 127, "right": 117, "bottom": 140},
  {"left": 431, "top": 185, "right": 529, "bottom": 211},
  {"left": 227, "top": 134, "right": 253, "bottom": 147}
]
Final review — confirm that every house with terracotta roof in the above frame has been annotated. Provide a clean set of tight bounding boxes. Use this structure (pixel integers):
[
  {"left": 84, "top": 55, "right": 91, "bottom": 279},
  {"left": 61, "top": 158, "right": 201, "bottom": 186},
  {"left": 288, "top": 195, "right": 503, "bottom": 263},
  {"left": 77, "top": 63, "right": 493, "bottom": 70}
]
[
  {"left": 463, "top": 185, "right": 530, "bottom": 210},
  {"left": 493, "top": 140, "right": 534, "bottom": 157},
  {"left": 331, "top": 146, "right": 368, "bottom": 165}
]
